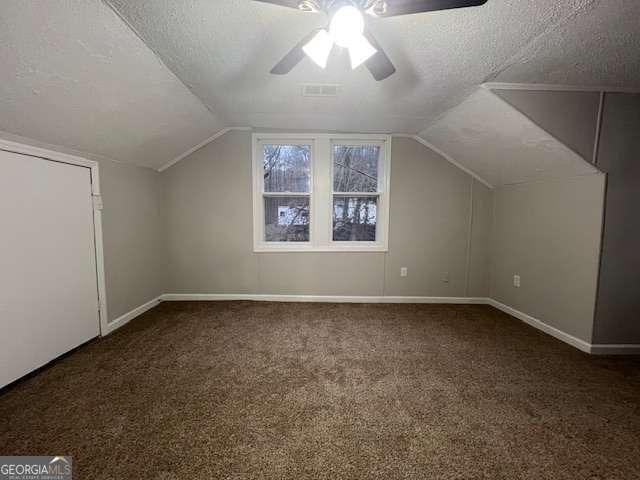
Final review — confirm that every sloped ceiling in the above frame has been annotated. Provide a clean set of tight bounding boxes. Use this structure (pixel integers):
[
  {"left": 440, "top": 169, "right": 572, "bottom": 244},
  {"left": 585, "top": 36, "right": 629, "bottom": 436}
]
[
  {"left": 493, "top": 0, "right": 640, "bottom": 88},
  {"left": 493, "top": 89, "right": 601, "bottom": 162},
  {"left": 418, "top": 89, "right": 599, "bottom": 186},
  {"left": 104, "top": 0, "right": 634, "bottom": 135},
  {"left": 1, "top": 0, "right": 639, "bottom": 170},
  {"left": 0, "top": 0, "right": 224, "bottom": 169}
]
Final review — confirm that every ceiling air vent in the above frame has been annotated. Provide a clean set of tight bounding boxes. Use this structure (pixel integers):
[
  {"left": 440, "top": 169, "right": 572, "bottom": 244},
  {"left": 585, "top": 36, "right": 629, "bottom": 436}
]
[{"left": 302, "top": 83, "right": 340, "bottom": 97}]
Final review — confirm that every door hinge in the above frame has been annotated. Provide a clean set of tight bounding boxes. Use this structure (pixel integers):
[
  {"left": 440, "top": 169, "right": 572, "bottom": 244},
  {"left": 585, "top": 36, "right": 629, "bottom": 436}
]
[{"left": 92, "top": 194, "right": 103, "bottom": 211}]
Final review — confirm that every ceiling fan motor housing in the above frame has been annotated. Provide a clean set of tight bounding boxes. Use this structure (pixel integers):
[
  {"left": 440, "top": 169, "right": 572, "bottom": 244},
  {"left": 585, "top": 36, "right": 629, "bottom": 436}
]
[
  {"left": 297, "top": 1, "right": 321, "bottom": 12},
  {"left": 297, "top": 0, "right": 386, "bottom": 15}
]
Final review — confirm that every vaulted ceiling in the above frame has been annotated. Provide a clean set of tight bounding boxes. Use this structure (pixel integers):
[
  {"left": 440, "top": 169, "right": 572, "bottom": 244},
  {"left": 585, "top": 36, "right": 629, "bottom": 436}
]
[
  {"left": 419, "top": 88, "right": 599, "bottom": 186},
  {"left": 1, "top": 0, "right": 639, "bottom": 170},
  {"left": 104, "top": 0, "right": 640, "bottom": 134},
  {"left": 0, "top": 0, "right": 224, "bottom": 169}
]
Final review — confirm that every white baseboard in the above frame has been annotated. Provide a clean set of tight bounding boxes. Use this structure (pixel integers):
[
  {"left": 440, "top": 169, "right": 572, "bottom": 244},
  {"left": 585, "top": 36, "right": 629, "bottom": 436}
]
[
  {"left": 103, "top": 294, "right": 640, "bottom": 355},
  {"left": 102, "top": 296, "right": 162, "bottom": 335},
  {"left": 486, "top": 299, "right": 592, "bottom": 353},
  {"left": 486, "top": 299, "right": 640, "bottom": 355},
  {"left": 160, "top": 293, "right": 488, "bottom": 304}
]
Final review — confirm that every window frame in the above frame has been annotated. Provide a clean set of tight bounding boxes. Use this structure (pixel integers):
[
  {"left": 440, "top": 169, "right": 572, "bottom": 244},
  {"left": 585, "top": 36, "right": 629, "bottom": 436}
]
[
  {"left": 329, "top": 139, "right": 387, "bottom": 249},
  {"left": 252, "top": 133, "right": 391, "bottom": 253},
  {"left": 253, "top": 137, "right": 316, "bottom": 251}
]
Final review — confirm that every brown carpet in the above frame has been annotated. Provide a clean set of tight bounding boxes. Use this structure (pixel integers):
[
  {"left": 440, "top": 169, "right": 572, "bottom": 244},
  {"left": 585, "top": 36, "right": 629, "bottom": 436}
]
[{"left": 1, "top": 302, "right": 639, "bottom": 479}]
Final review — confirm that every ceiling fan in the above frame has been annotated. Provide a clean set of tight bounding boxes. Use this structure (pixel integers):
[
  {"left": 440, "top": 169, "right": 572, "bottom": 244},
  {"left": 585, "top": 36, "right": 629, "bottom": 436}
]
[{"left": 253, "top": 0, "right": 488, "bottom": 81}]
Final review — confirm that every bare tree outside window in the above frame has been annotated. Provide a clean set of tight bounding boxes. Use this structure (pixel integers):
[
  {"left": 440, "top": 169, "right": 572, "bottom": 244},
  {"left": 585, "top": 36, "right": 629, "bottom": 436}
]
[
  {"left": 262, "top": 144, "right": 311, "bottom": 242},
  {"left": 264, "top": 196, "right": 310, "bottom": 242},
  {"left": 333, "top": 145, "right": 379, "bottom": 192},
  {"left": 253, "top": 135, "right": 389, "bottom": 251},
  {"left": 332, "top": 145, "right": 380, "bottom": 241},
  {"left": 333, "top": 196, "right": 377, "bottom": 241},
  {"left": 264, "top": 144, "right": 311, "bottom": 192}
]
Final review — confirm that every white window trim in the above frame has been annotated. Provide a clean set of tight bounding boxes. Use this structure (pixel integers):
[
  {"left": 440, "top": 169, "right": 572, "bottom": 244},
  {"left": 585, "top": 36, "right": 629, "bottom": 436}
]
[{"left": 252, "top": 133, "right": 392, "bottom": 253}]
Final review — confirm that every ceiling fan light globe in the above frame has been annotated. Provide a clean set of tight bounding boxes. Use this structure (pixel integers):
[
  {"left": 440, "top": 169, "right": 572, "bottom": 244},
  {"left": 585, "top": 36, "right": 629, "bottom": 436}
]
[
  {"left": 302, "top": 29, "right": 334, "bottom": 69},
  {"left": 348, "top": 34, "right": 377, "bottom": 69},
  {"left": 329, "top": 5, "right": 365, "bottom": 48}
]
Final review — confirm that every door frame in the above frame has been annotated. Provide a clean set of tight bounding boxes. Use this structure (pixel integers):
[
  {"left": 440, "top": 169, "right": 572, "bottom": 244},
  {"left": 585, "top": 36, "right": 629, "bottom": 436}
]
[{"left": 0, "top": 139, "right": 109, "bottom": 335}]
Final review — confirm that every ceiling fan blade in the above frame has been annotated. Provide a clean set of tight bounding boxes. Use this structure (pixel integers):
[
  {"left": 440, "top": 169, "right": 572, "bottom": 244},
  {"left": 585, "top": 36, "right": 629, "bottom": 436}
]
[
  {"left": 270, "top": 29, "right": 320, "bottom": 75},
  {"left": 363, "top": 31, "right": 396, "bottom": 81},
  {"left": 378, "top": 0, "right": 488, "bottom": 17},
  {"left": 252, "top": 0, "right": 304, "bottom": 9}
]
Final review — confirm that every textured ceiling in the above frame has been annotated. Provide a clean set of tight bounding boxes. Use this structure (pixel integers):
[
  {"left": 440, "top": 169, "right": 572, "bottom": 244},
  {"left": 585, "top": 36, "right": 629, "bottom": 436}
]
[
  {"left": 1, "top": 0, "right": 639, "bottom": 170},
  {"left": 418, "top": 89, "right": 599, "bottom": 186},
  {"left": 493, "top": 0, "right": 640, "bottom": 88},
  {"left": 105, "top": 0, "right": 639, "bottom": 136},
  {"left": 493, "top": 89, "right": 601, "bottom": 162},
  {"left": 0, "top": 0, "right": 224, "bottom": 169}
]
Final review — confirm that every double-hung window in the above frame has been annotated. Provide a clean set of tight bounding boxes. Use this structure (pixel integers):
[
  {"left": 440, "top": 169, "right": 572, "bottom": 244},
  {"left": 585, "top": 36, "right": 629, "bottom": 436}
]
[{"left": 253, "top": 134, "right": 391, "bottom": 252}]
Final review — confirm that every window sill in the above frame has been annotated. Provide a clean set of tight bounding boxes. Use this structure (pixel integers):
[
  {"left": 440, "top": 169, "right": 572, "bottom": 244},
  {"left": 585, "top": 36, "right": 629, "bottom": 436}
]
[{"left": 254, "top": 246, "right": 388, "bottom": 253}]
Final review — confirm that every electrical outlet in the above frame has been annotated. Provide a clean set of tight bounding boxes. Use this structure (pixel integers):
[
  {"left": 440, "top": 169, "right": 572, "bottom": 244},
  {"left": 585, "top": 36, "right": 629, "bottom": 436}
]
[
  {"left": 443, "top": 271, "right": 450, "bottom": 284},
  {"left": 400, "top": 267, "right": 408, "bottom": 277},
  {"left": 513, "top": 275, "right": 521, "bottom": 288}
]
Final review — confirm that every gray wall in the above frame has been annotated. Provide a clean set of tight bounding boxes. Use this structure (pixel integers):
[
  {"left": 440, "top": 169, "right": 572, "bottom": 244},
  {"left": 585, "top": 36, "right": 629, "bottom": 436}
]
[
  {"left": 593, "top": 93, "right": 640, "bottom": 344},
  {"left": 491, "top": 89, "right": 640, "bottom": 346},
  {"left": 98, "top": 160, "right": 165, "bottom": 321},
  {"left": 489, "top": 174, "right": 605, "bottom": 342},
  {"left": 162, "top": 131, "right": 492, "bottom": 297},
  {"left": 468, "top": 179, "right": 493, "bottom": 298}
]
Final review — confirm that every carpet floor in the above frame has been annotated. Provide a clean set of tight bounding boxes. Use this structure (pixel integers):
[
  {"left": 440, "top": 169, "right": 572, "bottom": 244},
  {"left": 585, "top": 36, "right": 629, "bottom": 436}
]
[{"left": 1, "top": 301, "right": 639, "bottom": 479}]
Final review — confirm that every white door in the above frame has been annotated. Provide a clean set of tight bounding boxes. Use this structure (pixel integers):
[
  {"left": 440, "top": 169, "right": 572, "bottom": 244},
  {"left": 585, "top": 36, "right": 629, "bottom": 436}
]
[{"left": 0, "top": 149, "right": 100, "bottom": 388}]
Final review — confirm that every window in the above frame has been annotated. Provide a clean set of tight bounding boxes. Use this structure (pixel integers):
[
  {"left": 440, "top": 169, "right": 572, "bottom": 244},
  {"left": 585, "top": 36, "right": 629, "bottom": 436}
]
[
  {"left": 253, "top": 134, "right": 391, "bottom": 252},
  {"left": 332, "top": 142, "right": 381, "bottom": 243},
  {"left": 262, "top": 143, "right": 311, "bottom": 242}
]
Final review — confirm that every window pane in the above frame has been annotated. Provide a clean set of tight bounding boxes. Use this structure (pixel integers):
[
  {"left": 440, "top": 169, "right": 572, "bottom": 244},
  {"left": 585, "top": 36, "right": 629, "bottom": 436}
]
[
  {"left": 263, "top": 144, "right": 311, "bottom": 192},
  {"left": 264, "top": 196, "right": 310, "bottom": 242},
  {"left": 333, "top": 196, "right": 377, "bottom": 241},
  {"left": 333, "top": 145, "right": 380, "bottom": 192}
]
